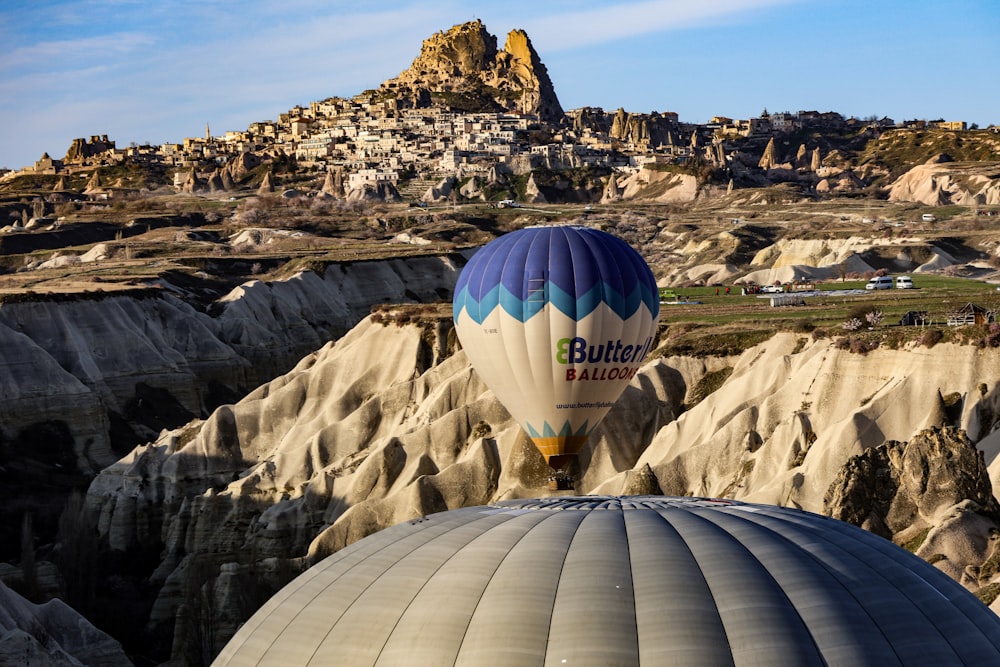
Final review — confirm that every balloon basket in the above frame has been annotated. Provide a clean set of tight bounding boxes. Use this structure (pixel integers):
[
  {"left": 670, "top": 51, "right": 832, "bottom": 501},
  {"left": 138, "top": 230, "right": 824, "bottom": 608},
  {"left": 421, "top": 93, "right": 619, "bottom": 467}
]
[
  {"left": 547, "top": 469, "right": 576, "bottom": 491},
  {"left": 548, "top": 477, "right": 575, "bottom": 491},
  {"left": 545, "top": 455, "right": 578, "bottom": 492}
]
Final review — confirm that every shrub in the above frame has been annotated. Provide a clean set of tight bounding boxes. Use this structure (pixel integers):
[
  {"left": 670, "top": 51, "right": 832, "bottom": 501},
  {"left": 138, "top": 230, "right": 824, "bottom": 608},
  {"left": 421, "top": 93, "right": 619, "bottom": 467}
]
[
  {"left": 984, "top": 323, "right": 1000, "bottom": 348},
  {"left": 976, "top": 583, "right": 1000, "bottom": 606},
  {"left": 920, "top": 328, "right": 943, "bottom": 348},
  {"left": 687, "top": 367, "right": 734, "bottom": 407},
  {"left": 849, "top": 337, "right": 879, "bottom": 354},
  {"left": 847, "top": 304, "right": 880, "bottom": 322}
]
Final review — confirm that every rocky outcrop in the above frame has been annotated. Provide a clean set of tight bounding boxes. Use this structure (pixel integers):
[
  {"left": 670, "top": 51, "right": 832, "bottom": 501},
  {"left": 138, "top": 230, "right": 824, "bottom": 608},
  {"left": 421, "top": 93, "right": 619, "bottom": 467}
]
[
  {"left": 0, "top": 580, "right": 131, "bottom": 666},
  {"left": 345, "top": 180, "right": 401, "bottom": 202},
  {"left": 627, "top": 335, "right": 1000, "bottom": 511},
  {"left": 83, "top": 170, "right": 104, "bottom": 196},
  {"left": 320, "top": 168, "right": 343, "bottom": 197},
  {"left": 616, "top": 167, "right": 699, "bottom": 203},
  {"left": 224, "top": 153, "right": 261, "bottom": 183},
  {"left": 178, "top": 169, "right": 206, "bottom": 193},
  {"left": 824, "top": 426, "right": 1000, "bottom": 599},
  {"left": 378, "top": 20, "right": 563, "bottom": 124},
  {"left": 739, "top": 235, "right": 975, "bottom": 285},
  {"left": 887, "top": 157, "right": 1000, "bottom": 206},
  {"left": 758, "top": 137, "right": 778, "bottom": 170},
  {"left": 206, "top": 169, "right": 226, "bottom": 192},
  {"left": 824, "top": 426, "right": 1000, "bottom": 539},
  {"left": 212, "top": 255, "right": 464, "bottom": 379},
  {"left": 256, "top": 170, "right": 274, "bottom": 195},
  {"left": 64, "top": 136, "right": 115, "bottom": 164}
]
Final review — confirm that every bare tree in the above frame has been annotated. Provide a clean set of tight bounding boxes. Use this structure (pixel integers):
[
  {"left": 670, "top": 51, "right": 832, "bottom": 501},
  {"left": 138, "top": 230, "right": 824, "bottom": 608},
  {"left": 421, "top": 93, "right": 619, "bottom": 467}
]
[
  {"left": 20, "top": 512, "right": 39, "bottom": 602},
  {"left": 56, "top": 490, "right": 98, "bottom": 615}
]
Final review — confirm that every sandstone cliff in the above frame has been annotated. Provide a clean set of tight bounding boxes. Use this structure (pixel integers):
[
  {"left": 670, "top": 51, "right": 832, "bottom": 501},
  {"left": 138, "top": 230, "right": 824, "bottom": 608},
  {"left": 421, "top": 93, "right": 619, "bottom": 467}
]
[
  {"left": 615, "top": 166, "right": 701, "bottom": 203},
  {"left": 378, "top": 20, "right": 563, "bottom": 124},
  {"left": 0, "top": 293, "right": 248, "bottom": 472},
  {"left": 888, "top": 156, "right": 1000, "bottom": 206},
  {"left": 0, "top": 254, "right": 465, "bottom": 478},
  {"left": 85, "top": 317, "right": 1000, "bottom": 663}
]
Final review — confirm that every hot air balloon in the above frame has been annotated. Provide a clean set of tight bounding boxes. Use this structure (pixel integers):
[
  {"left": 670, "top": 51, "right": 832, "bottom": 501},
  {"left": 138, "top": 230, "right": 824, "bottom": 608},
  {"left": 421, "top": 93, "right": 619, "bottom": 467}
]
[{"left": 452, "top": 225, "right": 660, "bottom": 484}]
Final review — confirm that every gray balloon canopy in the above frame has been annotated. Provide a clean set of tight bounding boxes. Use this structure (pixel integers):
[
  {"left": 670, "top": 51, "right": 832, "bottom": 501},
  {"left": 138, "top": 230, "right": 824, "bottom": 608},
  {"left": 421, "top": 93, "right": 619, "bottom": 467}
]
[{"left": 214, "top": 496, "right": 1000, "bottom": 666}]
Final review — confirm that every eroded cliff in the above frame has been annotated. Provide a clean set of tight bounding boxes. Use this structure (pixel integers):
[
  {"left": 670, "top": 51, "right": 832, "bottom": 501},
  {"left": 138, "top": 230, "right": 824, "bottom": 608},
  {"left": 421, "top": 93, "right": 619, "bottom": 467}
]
[{"left": 84, "top": 317, "right": 1000, "bottom": 663}]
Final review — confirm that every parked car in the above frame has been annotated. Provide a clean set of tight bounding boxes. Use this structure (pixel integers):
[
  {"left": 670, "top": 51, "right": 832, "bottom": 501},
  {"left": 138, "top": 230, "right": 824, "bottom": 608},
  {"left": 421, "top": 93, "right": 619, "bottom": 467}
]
[
  {"left": 896, "top": 276, "right": 914, "bottom": 289},
  {"left": 760, "top": 284, "right": 785, "bottom": 293},
  {"left": 865, "top": 276, "right": 893, "bottom": 290}
]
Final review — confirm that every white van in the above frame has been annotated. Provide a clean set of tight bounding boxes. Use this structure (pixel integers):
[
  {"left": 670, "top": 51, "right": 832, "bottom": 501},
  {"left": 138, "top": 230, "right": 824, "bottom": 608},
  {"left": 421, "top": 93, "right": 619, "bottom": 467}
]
[
  {"left": 865, "top": 276, "right": 893, "bottom": 290},
  {"left": 896, "top": 276, "right": 914, "bottom": 289},
  {"left": 921, "top": 213, "right": 936, "bottom": 222}
]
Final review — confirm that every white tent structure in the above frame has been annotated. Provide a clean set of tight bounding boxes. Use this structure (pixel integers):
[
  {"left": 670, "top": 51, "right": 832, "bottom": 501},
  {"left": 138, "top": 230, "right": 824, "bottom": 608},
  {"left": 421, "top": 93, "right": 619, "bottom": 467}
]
[{"left": 214, "top": 496, "right": 1000, "bottom": 666}]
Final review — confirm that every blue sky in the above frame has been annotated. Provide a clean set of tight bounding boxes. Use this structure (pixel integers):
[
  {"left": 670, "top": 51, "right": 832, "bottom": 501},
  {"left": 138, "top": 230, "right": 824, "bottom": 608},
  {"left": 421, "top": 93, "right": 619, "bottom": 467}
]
[{"left": 2, "top": 0, "right": 998, "bottom": 170}]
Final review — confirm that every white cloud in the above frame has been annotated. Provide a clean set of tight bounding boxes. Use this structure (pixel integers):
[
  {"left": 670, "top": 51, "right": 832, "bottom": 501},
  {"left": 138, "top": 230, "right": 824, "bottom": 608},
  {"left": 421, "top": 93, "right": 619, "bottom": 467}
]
[{"left": 0, "top": 32, "right": 155, "bottom": 71}]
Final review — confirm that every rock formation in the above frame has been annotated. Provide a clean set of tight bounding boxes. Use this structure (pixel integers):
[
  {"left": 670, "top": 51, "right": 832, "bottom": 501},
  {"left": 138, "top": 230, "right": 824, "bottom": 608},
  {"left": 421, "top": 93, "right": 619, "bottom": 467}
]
[
  {"left": 320, "top": 168, "right": 342, "bottom": 197},
  {"left": 888, "top": 156, "right": 1000, "bottom": 206},
  {"left": 811, "top": 147, "right": 822, "bottom": 172},
  {"left": 825, "top": 426, "right": 1000, "bottom": 539},
  {"left": 345, "top": 180, "right": 401, "bottom": 202},
  {"left": 615, "top": 167, "right": 699, "bottom": 203},
  {"left": 0, "top": 581, "right": 131, "bottom": 666},
  {"left": 224, "top": 152, "right": 261, "bottom": 183},
  {"left": 63, "top": 135, "right": 116, "bottom": 164},
  {"left": 179, "top": 168, "right": 206, "bottom": 193},
  {"left": 378, "top": 20, "right": 563, "bottom": 124},
  {"left": 825, "top": 425, "right": 1000, "bottom": 594},
  {"left": 0, "top": 254, "right": 466, "bottom": 479},
  {"left": 757, "top": 137, "right": 777, "bottom": 170},
  {"left": 257, "top": 170, "right": 274, "bottom": 195},
  {"left": 206, "top": 169, "right": 225, "bottom": 192},
  {"left": 602, "top": 172, "right": 622, "bottom": 203},
  {"left": 83, "top": 169, "right": 104, "bottom": 196},
  {"left": 83, "top": 316, "right": 1000, "bottom": 662}
]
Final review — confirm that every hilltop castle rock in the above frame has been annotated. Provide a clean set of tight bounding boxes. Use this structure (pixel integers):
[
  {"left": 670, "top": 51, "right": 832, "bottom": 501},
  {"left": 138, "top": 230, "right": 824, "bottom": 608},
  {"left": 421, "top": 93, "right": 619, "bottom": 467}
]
[{"left": 378, "top": 20, "right": 563, "bottom": 124}]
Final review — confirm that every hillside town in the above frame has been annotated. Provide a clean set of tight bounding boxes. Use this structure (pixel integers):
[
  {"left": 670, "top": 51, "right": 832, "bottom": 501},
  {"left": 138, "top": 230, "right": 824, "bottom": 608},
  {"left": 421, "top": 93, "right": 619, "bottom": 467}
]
[{"left": 4, "top": 94, "right": 980, "bottom": 200}]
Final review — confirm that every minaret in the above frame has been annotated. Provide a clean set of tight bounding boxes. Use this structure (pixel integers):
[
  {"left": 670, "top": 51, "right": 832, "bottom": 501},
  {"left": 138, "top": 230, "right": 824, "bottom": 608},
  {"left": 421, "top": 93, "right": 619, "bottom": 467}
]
[{"left": 205, "top": 123, "right": 211, "bottom": 141}]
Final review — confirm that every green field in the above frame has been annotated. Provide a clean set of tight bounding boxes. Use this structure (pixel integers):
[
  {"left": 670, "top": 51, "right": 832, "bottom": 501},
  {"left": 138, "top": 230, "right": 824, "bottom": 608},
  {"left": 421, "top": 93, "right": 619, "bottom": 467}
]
[{"left": 655, "top": 276, "right": 1000, "bottom": 357}]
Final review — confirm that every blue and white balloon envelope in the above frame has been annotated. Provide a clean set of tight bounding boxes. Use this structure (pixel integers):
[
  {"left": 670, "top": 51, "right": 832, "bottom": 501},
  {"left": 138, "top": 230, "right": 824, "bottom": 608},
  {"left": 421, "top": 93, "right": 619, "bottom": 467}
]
[{"left": 453, "top": 225, "right": 660, "bottom": 469}]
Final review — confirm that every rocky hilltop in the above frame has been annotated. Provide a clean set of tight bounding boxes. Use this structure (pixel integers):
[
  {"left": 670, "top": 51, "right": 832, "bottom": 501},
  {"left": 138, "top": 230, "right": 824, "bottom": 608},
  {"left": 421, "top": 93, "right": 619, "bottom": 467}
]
[
  {"left": 378, "top": 20, "right": 563, "bottom": 123},
  {"left": 6, "top": 18, "right": 1000, "bottom": 210}
]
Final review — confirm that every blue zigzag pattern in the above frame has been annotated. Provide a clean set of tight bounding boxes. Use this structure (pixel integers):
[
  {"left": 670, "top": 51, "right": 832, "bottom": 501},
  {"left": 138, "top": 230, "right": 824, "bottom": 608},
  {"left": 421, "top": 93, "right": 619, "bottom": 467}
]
[
  {"left": 453, "top": 279, "right": 658, "bottom": 324},
  {"left": 452, "top": 225, "right": 660, "bottom": 324}
]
